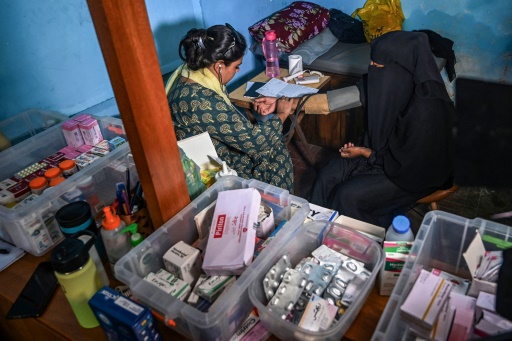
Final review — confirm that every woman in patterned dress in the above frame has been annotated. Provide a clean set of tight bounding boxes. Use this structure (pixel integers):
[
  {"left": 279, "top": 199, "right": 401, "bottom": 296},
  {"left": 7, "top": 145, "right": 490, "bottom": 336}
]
[{"left": 166, "top": 24, "right": 295, "bottom": 191}]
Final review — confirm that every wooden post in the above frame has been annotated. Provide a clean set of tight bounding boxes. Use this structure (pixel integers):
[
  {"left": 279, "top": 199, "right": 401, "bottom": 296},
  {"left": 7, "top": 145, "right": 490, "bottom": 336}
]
[{"left": 86, "top": 0, "right": 190, "bottom": 228}]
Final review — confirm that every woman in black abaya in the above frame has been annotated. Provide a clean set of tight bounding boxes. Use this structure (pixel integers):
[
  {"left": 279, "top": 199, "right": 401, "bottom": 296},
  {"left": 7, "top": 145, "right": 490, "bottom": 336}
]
[{"left": 308, "top": 31, "right": 455, "bottom": 229}]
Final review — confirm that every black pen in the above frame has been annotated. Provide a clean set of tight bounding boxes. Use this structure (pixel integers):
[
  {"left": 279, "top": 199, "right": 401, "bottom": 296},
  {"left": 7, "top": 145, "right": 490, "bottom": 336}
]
[{"left": 126, "top": 169, "right": 131, "bottom": 197}]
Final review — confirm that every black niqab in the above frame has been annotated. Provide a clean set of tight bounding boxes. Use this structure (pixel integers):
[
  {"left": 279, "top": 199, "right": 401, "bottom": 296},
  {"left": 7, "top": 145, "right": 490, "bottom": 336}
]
[{"left": 364, "top": 31, "right": 454, "bottom": 192}]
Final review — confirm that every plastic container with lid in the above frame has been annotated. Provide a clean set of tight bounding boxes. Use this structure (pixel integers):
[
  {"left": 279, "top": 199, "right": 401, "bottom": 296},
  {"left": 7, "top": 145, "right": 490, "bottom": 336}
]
[
  {"left": 29, "top": 177, "right": 48, "bottom": 195},
  {"left": 101, "top": 206, "right": 131, "bottom": 272},
  {"left": 385, "top": 215, "right": 414, "bottom": 242},
  {"left": 44, "top": 167, "right": 63, "bottom": 181},
  {"left": 59, "top": 159, "right": 78, "bottom": 178}
]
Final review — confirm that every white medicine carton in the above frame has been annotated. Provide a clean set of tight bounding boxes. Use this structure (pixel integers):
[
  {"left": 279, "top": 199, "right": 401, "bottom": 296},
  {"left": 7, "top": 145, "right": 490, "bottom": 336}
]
[
  {"left": 463, "top": 232, "right": 498, "bottom": 297},
  {"left": 163, "top": 241, "right": 202, "bottom": 284},
  {"left": 203, "top": 188, "right": 261, "bottom": 276}
]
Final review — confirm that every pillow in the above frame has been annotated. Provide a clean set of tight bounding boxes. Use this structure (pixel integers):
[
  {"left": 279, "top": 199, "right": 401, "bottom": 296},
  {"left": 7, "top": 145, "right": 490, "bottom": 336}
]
[
  {"left": 291, "top": 27, "right": 339, "bottom": 65},
  {"left": 248, "top": 1, "right": 330, "bottom": 53}
]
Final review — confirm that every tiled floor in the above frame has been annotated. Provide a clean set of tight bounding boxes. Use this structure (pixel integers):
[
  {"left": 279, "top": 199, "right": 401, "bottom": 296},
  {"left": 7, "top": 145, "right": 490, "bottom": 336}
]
[{"left": 288, "top": 139, "right": 512, "bottom": 233}]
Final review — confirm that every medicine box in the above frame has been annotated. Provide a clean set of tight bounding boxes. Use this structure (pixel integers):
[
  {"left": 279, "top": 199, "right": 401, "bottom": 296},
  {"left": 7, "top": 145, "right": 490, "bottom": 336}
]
[
  {"left": 372, "top": 211, "right": 512, "bottom": 341},
  {"left": 114, "top": 176, "right": 309, "bottom": 341},
  {"left": 0, "top": 114, "right": 128, "bottom": 256},
  {"left": 89, "top": 286, "right": 161, "bottom": 340},
  {"left": 0, "top": 109, "right": 68, "bottom": 148},
  {"left": 248, "top": 221, "right": 384, "bottom": 341}
]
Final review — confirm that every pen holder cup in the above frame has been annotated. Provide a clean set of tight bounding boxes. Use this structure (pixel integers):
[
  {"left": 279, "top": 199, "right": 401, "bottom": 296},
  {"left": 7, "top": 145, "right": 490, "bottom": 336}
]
[{"left": 119, "top": 202, "right": 154, "bottom": 239}]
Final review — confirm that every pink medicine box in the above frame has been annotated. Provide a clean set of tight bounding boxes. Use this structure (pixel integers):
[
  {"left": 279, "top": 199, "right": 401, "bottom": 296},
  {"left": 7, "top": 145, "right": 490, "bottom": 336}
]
[
  {"left": 72, "top": 113, "right": 91, "bottom": 123},
  {"left": 79, "top": 118, "right": 104, "bottom": 146},
  {"left": 61, "top": 120, "right": 85, "bottom": 148}
]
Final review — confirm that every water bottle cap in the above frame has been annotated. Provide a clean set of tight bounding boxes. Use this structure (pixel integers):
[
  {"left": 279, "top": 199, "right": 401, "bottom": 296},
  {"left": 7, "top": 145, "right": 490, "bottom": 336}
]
[
  {"left": 392, "top": 215, "right": 410, "bottom": 234},
  {"left": 55, "top": 201, "right": 93, "bottom": 228},
  {"left": 51, "top": 231, "right": 96, "bottom": 273},
  {"left": 265, "top": 30, "right": 277, "bottom": 41}
]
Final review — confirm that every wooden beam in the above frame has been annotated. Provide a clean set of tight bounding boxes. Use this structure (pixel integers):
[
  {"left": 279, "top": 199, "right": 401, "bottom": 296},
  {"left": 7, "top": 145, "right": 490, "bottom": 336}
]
[{"left": 86, "top": 0, "right": 190, "bottom": 227}]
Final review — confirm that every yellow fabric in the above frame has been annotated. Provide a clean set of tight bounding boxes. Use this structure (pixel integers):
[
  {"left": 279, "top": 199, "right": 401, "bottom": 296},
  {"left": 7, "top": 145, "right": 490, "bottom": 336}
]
[
  {"left": 165, "top": 63, "right": 232, "bottom": 105},
  {"left": 352, "top": 0, "right": 404, "bottom": 42},
  {"left": 304, "top": 94, "right": 330, "bottom": 115}
]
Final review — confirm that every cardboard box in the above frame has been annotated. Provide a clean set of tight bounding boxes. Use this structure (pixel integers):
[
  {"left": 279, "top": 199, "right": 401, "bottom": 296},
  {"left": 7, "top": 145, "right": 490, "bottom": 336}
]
[
  {"left": 62, "top": 119, "right": 85, "bottom": 148},
  {"left": 447, "top": 292, "right": 476, "bottom": 341},
  {"left": 79, "top": 118, "right": 104, "bottom": 146},
  {"left": 144, "top": 271, "right": 191, "bottom": 301},
  {"left": 400, "top": 269, "right": 453, "bottom": 332},
  {"left": 89, "top": 286, "right": 161, "bottom": 341},
  {"left": 163, "top": 241, "right": 201, "bottom": 284},
  {"left": 410, "top": 301, "right": 455, "bottom": 341},
  {"left": 378, "top": 241, "right": 413, "bottom": 296},
  {"left": 255, "top": 202, "right": 274, "bottom": 239},
  {"left": 475, "top": 291, "right": 496, "bottom": 319},
  {"left": 463, "top": 232, "right": 497, "bottom": 297},
  {"left": 306, "top": 203, "right": 339, "bottom": 222},
  {"left": 431, "top": 268, "right": 471, "bottom": 295},
  {"left": 202, "top": 188, "right": 261, "bottom": 275},
  {"left": 334, "top": 215, "right": 385, "bottom": 243}
]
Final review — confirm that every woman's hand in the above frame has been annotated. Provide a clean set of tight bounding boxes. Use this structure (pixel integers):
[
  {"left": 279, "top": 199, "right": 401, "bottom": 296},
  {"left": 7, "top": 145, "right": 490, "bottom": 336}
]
[
  {"left": 339, "top": 142, "right": 373, "bottom": 159},
  {"left": 253, "top": 97, "right": 278, "bottom": 115}
]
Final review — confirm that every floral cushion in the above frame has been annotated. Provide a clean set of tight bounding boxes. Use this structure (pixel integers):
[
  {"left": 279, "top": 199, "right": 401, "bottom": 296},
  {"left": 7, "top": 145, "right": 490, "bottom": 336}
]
[{"left": 248, "top": 1, "right": 330, "bottom": 53}]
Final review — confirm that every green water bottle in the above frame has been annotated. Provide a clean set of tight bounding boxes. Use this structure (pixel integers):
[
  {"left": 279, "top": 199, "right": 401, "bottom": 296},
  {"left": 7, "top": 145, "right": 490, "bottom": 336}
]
[{"left": 51, "top": 230, "right": 101, "bottom": 328}]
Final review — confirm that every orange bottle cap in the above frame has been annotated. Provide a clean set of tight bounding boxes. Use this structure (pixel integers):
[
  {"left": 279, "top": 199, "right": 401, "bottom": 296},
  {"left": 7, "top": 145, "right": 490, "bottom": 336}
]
[
  {"left": 44, "top": 167, "right": 62, "bottom": 179},
  {"left": 59, "top": 159, "right": 76, "bottom": 171},
  {"left": 102, "top": 206, "right": 121, "bottom": 230},
  {"left": 29, "top": 177, "right": 48, "bottom": 190},
  {"left": 49, "top": 177, "right": 65, "bottom": 187}
]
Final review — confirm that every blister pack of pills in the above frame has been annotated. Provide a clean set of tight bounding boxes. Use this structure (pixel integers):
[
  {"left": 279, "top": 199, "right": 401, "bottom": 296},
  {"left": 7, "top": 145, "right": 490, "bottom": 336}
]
[
  {"left": 267, "top": 269, "right": 307, "bottom": 320},
  {"left": 299, "top": 261, "right": 333, "bottom": 298},
  {"left": 263, "top": 254, "right": 292, "bottom": 300}
]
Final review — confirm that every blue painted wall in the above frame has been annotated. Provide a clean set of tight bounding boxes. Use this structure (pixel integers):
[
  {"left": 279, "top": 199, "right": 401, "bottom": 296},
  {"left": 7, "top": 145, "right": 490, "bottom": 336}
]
[{"left": 0, "top": 0, "right": 510, "bottom": 121}]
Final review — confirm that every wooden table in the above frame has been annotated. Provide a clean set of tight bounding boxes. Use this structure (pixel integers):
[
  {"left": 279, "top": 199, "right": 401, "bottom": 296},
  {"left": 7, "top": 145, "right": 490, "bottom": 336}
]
[
  {"left": 229, "top": 68, "right": 331, "bottom": 110},
  {"left": 0, "top": 250, "right": 389, "bottom": 340}
]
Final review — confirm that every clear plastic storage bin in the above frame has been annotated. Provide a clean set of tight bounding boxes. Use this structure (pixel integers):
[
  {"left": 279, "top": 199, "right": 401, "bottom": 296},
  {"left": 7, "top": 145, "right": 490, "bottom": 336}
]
[
  {"left": 114, "top": 176, "right": 309, "bottom": 341},
  {"left": 0, "top": 114, "right": 128, "bottom": 256},
  {"left": 0, "top": 109, "right": 69, "bottom": 148},
  {"left": 371, "top": 211, "right": 512, "bottom": 341},
  {"left": 248, "top": 221, "right": 384, "bottom": 341}
]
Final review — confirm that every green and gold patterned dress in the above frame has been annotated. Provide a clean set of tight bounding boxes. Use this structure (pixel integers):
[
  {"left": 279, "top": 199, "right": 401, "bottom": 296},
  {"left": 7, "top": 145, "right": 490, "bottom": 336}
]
[{"left": 168, "top": 77, "right": 294, "bottom": 192}]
